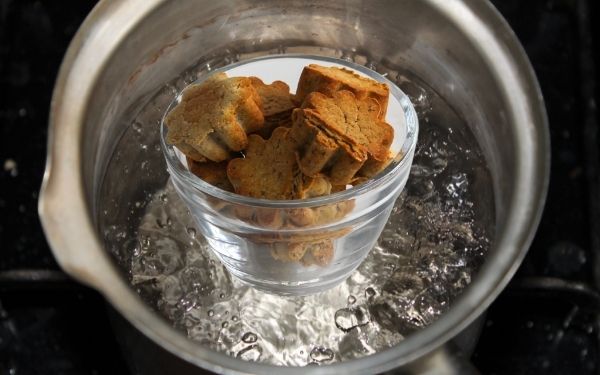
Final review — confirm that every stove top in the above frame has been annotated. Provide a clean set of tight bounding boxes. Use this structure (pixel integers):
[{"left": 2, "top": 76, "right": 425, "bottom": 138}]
[{"left": 0, "top": 0, "right": 598, "bottom": 374}]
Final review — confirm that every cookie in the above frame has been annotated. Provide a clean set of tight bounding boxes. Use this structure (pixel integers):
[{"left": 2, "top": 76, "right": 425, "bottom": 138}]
[
  {"left": 227, "top": 126, "right": 332, "bottom": 200},
  {"left": 186, "top": 157, "right": 233, "bottom": 192},
  {"left": 249, "top": 77, "right": 295, "bottom": 139},
  {"left": 294, "top": 64, "right": 390, "bottom": 118},
  {"left": 165, "top": 72, "right": 264, "bottom": 162},
  {"left": 270, "top": 242, "right": 309, "bottom": 262},
  {"left": 290, "top": 90, "right": 393, "bottom": 184},
  {"left": 300, "top": 240, "right": 334, "bottom": 267},
  {"left": 270, "top": 239, "right": 334, "bottom": 267}
]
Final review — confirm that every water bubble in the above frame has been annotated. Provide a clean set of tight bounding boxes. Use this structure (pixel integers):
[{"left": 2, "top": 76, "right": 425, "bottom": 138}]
[
  {"left": 335, "top": 306, "right": 370, "bottom": 332},
  {"left": 156, "top": 218, "right": 168, "bottom": 228},
  {"left": 237, "top": 345, "right": 262, "bottom": 361},
  {"left": 207, "top": 310, "right": 214, "bottom": 317},
  {"left": 365, "top": 287, "right": 377, "bottom": 299},
  {"left": 140, "top": 236, "right": 151, "bottom": 250},
  {"left": 310, "top": 346, "right": 334, "bottom": 363},
  {"left": 178, "top": 292, "right": 201, "bottom": 312},
  {"left": 232, "top": 315, "right": 239, "bottom": 322},
  {"left": 365, "top": 60, "right": 377, "bottom": 71},
  {"left": 186, "top": 227, "right": 197, "bottom": 238},
  {"left": 222, "top": 321, "right": 229, "bottom": 328},
  {"left": 241, "top": 332, "right": 258, "bottom": 344},
  {"left": 132, "top": 121, "right": 143, "bottom": 133},
  {"left": 340, "top": 50, "right": 354, "bottom": 62},
  {"left": 446, "top": 173, "right": 468, "bottom": 199},
  {"left": 347, "top": 295, "right": 357, "bottom": 305}
]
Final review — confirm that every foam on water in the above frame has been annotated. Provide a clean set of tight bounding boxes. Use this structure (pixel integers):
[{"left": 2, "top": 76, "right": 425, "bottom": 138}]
[{"left": 100, "top": 48, "right": 493, "bottom": 366}]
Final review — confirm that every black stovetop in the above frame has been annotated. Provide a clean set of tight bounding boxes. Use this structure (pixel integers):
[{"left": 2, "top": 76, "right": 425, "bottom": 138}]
[{"left": 0, "top": 1, "right": 598, "bottom": 374}]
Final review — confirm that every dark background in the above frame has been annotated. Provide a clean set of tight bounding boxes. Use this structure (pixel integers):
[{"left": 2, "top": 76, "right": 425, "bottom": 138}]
[{"left": 0, "top": 0, "right": 599, "bottom": 374}]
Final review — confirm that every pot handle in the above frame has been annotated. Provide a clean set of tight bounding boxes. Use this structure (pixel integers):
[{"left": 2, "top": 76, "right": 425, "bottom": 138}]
[{"left": 38, "top": 165, "right": 120, "bottom": 292}]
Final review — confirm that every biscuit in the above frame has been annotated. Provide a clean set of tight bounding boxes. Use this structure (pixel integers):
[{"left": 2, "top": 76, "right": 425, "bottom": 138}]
[
  {"left": 295, "top": 64, "right": 390, "bottom": 118},
  {"left": 314, "top": 200, "right": 355, "bottom": 225},
  {"left": 187, "top": 157, "right": 234, "bottom": 192},
  {"left": 270, "top": 239, "right": 334, "bottom": 267},
  {"left": 291, "top": 90, "right": 393, "bottom": 184},
  {"left": 299, "top": 240, "right": 334, "bottom": 267},
  {"left": 286, "top": 208, "right": 316, "bottom": 227},
  {"left": 227, "top": 126, "right": 332, "bottom": 200},
  {"left": 250, "top": 77, "right": 295, "bottom": 139},
  {"left": 250, "top": 78, "right": 294, "bottom": 117},
  {"left": 290, "top": 107, "right": 367, "bottom": 185},
  {"left": 165, "top": 72, "right": 264, "bottom": 162},
  {"left": 295, "top": 171, "right": 332, "bottom": 199},
  {"left": 270, "top": 242, "right": 309, "bottom": 262}
]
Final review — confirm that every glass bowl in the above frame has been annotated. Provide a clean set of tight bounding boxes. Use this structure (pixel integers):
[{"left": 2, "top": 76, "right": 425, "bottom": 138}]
[{"left": 160, "top": 55, "right": 418, "bottom": 295}]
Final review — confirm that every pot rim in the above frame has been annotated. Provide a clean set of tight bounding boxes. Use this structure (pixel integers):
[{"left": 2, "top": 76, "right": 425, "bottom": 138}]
[{"left": 38, "top": 0, "right": 550, "bottom": 374}]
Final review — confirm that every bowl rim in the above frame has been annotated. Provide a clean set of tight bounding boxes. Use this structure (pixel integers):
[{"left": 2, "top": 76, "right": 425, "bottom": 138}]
[{"left": 160, "top": 54, "right": 419, "bottom": 208}]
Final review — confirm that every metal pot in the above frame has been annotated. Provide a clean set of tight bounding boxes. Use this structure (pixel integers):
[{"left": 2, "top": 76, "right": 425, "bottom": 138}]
[{"left": 39, "top": 0, "right": 549, "bottom": 373}]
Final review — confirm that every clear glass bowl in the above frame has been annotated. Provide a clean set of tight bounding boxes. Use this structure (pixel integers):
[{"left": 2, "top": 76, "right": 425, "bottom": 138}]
[{"left": 160, "top": 55, "right": 418, "bottom": 295}]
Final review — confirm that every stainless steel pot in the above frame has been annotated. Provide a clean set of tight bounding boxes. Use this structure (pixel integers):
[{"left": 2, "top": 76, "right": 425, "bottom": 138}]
[{"left": 39, "top": 0, "right": 549, "bottom": 373}]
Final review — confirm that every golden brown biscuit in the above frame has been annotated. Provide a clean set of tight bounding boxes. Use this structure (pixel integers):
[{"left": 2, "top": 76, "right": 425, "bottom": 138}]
[
  {"left": 250, "top": 77, "right": 296, "bottom": 139},
  {"left": 177, "top": 143, "right": 207, "bottom": 163},
  {"left": 165, "top": 72, "right": 264, "bottom": 162},
  {"left": 295, "top": 64, "right": 390, "bottom": 118},
  {"left": 270, "top": 242, "right": 309, "bottom": 262},
  {"left": 270, "top": 239, "right": 334, "bottom": 267},
  {"left": 227, "top": 127, "right": 332, "bottom": 200},
  {"left": 290, "top": 107, "right": 367, "bottom": 185},
  {"left": 295, "top": 171, "right": 332, "bottom": 199},
  {"left": 286, "top": 208, "right": 316, "bottom": 227},
  {"left": 186, "top": 157, "right": 234, "bottom": 192},
  {"left": 300, "top": 240, "right": 334, "bottom": 267},
  {"left": 291, "top": 90, "right": 393, "bottom": 184},
  {"left": 250, "top": 78, "right": 295, "bottom": 116}
]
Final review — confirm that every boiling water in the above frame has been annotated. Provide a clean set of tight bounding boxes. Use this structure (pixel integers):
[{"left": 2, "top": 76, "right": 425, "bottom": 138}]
[{"left": 100, "top": 48, "right": 493, "bottom": 366}]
